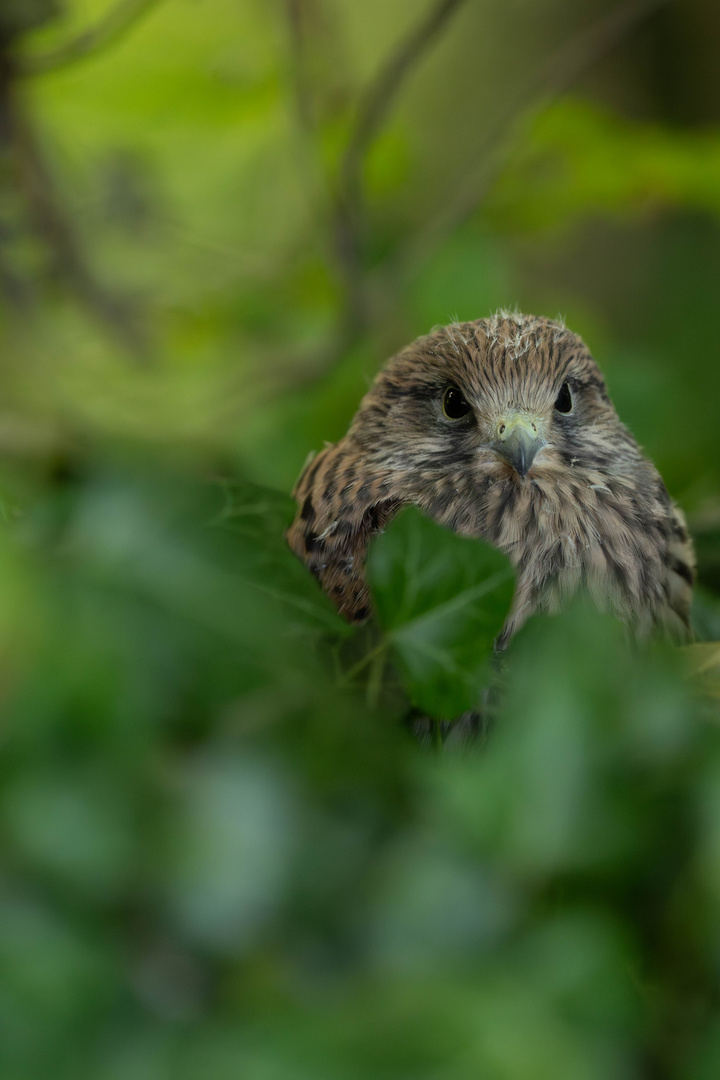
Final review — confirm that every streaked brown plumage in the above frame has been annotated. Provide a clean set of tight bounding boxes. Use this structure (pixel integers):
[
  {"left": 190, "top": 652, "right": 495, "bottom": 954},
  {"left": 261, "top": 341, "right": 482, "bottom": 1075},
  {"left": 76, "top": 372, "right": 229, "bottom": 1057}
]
[{"left": 287, "top": 313, "right": 695, "bottom": 647}]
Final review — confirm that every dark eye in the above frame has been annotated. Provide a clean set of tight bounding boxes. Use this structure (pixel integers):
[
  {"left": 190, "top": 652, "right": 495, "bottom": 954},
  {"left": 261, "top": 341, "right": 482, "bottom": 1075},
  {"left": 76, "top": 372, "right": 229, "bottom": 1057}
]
[
  {"left": 442, "top": 386, "right": 471, "bottom": 420},
  {"left": 554, "top": 382, "right": 573, "bottom": 414}
]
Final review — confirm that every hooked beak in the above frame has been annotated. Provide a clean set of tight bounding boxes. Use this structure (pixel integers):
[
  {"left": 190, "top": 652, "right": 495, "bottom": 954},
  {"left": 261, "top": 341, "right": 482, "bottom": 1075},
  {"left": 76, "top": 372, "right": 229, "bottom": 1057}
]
[{"left": 492, "top": 415, "right": 545, "bottom": 477}]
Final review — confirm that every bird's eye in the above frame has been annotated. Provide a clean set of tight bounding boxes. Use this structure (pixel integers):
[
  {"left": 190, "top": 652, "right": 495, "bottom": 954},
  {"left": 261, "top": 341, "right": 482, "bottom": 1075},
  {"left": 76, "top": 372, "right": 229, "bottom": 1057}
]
[
  {"left": 554, "top": 382, "right": 573, "bottom": 414},
  {"left": 442, "top": 386, "right": 471, "bottom": 420}
]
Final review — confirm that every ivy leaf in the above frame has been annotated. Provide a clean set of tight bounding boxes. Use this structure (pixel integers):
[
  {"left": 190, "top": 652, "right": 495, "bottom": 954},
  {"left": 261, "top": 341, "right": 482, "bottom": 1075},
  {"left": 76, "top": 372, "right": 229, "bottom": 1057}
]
[
  {"left": 367, "top": 508, "right": 515, "bottom": 719},
  {"left": 212, "top": 478, "right": 352, "bottom": 637}
]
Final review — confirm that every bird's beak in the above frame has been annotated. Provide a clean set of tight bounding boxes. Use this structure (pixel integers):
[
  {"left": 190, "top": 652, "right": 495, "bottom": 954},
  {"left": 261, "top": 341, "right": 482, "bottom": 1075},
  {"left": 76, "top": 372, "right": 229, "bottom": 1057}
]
[{"left": 492, "top": 415, "right": 545, "bottom": 477}]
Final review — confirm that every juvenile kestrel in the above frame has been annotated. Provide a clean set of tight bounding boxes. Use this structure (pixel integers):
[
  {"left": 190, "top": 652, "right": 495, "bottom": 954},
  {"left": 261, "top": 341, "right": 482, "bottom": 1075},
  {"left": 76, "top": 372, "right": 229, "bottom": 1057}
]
[{"left": 287, "top": 313, "right": 694, "bottom": 648}]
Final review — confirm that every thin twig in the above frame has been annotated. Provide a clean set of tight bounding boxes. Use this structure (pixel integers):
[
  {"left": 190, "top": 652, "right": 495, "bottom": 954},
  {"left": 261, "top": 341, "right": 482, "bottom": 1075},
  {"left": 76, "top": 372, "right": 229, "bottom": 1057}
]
[
  {"left": 0, "top": 229, "right": 35, "bottom": 312},
  {"left": 340, "top": 0, "right": 469, "bottom": 205},
  {"left": 7, "top": 87, "right": 149, "bottom": 356},
  {"left": 333, "top": 0, "right": 470, "bottom": 339},
  {"left": 392, "top": 0, "right": 674, "bottom": 278},
  {"left": 285, "top": 0, "right": 316, "bottom": 135},
  {"left": 282, "top": 0, "right": 331, "bottom": 227},
  {"left": 283, "top": 0, "right": 360, "bottom": 356},
  {"left": 0, "top": 22, "right": 148, "bottom": 353},
  {"left": 16, "top": 0, "right": 161, "bottom": 78},
  {"left": 0, "top": 51, "right": 33, "bottom": 313},
  {"left": 283, "top": 0, "right": 673, "bottom": 389}
]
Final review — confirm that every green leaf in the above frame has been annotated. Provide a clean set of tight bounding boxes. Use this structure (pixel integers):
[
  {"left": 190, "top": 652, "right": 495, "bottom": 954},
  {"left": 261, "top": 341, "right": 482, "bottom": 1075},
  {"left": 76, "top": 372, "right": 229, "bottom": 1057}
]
[
  {"left": 212, "top": 477, "right": 353, "bottom": 638},
  {"left": 367, "top": 507, "right": 514, "bottom": 719},
  {"left": 490, "top": 98, "right": 720, "bottom": 233}
]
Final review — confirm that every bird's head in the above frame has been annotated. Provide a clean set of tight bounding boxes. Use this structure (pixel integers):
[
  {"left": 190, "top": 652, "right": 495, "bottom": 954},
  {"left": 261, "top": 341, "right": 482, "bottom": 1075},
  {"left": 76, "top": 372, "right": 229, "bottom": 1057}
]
[
  {"left": 288, "top": 313, "right": 652, "bottom": 623},
  {"left": 347, "top": 314, "right": 635, "bottom": 515}
]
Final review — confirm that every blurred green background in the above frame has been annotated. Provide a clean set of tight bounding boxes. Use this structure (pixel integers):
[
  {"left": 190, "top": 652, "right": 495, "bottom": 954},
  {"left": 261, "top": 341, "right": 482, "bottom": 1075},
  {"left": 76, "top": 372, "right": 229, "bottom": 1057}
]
[{"left": 1, "top": 1, "right": 720, "bottom": 1077}]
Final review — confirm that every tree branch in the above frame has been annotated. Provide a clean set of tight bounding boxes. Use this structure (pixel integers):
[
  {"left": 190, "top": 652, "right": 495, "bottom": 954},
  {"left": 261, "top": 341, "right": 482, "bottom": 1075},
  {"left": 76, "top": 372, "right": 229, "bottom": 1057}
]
[
  {"left": 3, "top": 81, "right": 149, "bottom": 356},
  {"left": 333, "top": 0, "right": 470, "bottom": 339},
  {"left": 282, "top": 0, "right": 675, "bottom": 388},
  {"left": 16, "top": 0, "right": 161, "bottom": 78},
  {"left": 394, "top": 0, "right": 674, "bottom": 276},
  {"left": 284, "top": 0, "right": 316, "bottom": 136},
  {"left": 340, "top": 0, "right": 469, "bottom": 200}
]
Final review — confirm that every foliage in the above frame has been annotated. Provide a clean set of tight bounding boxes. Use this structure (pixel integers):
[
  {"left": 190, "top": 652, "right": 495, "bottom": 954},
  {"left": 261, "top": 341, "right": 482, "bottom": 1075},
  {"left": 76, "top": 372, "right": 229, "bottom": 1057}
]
[
  {"left": 492, "top": 98, "right": 720, "bottom": 232},
  {"left": 367, "top": 507, "right": 514, "bottom": 718},
  {"left": 0, "top": 458, "right": 718, "bottom": 1080},
  {"left": 0, "top": 1, "right": 719, "bottom": 1077}
]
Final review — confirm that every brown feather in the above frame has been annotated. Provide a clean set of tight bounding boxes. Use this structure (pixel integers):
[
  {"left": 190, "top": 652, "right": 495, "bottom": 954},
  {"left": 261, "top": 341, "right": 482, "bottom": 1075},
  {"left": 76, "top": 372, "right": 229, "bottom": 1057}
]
[{"left": 287, "top": 314, "right": 695, "bottom": 644}]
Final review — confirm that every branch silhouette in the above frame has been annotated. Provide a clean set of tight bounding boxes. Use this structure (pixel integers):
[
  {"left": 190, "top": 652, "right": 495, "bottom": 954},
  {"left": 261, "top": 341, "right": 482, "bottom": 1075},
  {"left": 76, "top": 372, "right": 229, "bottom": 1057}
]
[
  {"left": 17, "top": 0, "right": 162, "bottom": 77},
  {"left": 392, "top": 0, "right": 674, "bottom": 278},
  {"left": 282, "top": 0, "right": 674, "bottom": 387},
  {"left": 340, "top": 0, "right": 469, "bottom": 204},
  {"left": 333, "top": 0, "right": 470, "bottom": 338}
]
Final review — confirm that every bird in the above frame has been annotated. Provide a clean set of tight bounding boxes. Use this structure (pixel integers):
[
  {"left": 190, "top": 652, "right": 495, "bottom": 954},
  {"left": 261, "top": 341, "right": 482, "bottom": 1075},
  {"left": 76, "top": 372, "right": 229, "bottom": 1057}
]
[{"left": 287, "top": 312, "right": 695, "bottom": 649}]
